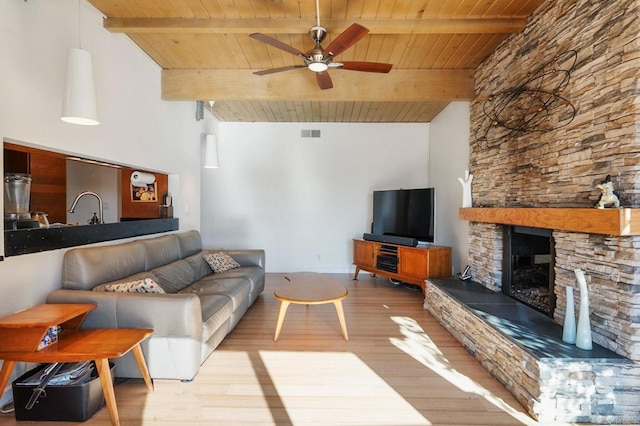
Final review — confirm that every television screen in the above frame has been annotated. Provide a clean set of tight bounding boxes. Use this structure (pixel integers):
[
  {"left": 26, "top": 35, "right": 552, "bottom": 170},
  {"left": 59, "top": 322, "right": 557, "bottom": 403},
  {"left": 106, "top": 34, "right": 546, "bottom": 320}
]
[{"left": 372, "top": 188, "right": 435, "bottom": 243}]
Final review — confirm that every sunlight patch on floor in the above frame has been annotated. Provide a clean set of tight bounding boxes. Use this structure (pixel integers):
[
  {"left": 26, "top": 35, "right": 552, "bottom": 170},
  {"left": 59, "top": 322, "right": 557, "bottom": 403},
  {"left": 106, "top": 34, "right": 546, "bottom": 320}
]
[
  {"left": 152, "top": 351, "right": 279, "bottom": 424},
  {"left": 259, "top": 350, "right": 431, "bottom": 425},
  {"left": 389, "top": 316, "right": 538, "bottom": 426}
]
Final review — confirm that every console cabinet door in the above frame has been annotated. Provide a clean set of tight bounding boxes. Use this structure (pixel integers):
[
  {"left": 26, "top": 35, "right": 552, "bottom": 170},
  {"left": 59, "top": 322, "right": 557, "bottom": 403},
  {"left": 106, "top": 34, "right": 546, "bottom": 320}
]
[
  {"left": 354, "top": 240, "right": 376, "bottom": 268},
  {"left": 397, "top": 247, "right": 428, "bottom": 279}
]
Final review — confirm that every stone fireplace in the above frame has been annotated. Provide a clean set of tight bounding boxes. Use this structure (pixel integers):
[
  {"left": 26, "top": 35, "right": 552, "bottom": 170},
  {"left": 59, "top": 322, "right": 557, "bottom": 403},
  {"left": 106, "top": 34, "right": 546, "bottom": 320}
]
[
  {"left": 467, "top": 0, "right": 640, "bottom": 363},
  {"left": 438, "top": 0, "right": 640, "bottom": 422},
  {"left": 502, "top": 226, "right": 555, "bottom": 316}
]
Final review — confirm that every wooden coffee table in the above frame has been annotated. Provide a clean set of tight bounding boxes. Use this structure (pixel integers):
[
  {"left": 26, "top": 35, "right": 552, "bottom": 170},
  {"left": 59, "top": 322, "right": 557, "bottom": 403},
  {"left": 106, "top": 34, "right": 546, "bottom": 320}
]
[
  {"left": 274, "top": 272, "right": 349, "bottom": 341},
  {"left": 0, "top": 304, "right": 153, "bottom": 426}
]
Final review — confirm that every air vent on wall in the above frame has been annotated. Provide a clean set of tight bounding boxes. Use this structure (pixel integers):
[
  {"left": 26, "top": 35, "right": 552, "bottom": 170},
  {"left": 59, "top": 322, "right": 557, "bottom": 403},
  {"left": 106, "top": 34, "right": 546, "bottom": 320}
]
[{"left": 301, "top": 129, "right": 321, "bottom": 138}]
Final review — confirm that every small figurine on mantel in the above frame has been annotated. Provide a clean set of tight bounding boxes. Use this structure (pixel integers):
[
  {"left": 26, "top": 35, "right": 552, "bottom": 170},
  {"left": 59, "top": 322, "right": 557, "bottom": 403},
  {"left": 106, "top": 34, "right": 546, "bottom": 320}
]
[{"left": 595, "top": 175, "right": 620, "bottom": 209}]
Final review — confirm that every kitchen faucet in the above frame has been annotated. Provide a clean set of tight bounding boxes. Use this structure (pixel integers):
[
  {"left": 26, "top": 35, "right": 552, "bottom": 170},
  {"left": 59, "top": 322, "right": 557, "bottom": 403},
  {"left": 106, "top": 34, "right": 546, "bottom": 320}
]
[{"left": 68, "top": 191, "right": 104, "bottom": 224}]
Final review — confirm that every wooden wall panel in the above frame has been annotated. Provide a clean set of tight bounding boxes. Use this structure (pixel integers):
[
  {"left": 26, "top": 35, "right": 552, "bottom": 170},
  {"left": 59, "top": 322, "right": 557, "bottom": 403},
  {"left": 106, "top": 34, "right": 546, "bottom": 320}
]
[
  {"left": 29, "top": 152, "right": 67, "bottom": 224},
  {"left": 4, "top": 143, "right": 67, "bottom": 224}
]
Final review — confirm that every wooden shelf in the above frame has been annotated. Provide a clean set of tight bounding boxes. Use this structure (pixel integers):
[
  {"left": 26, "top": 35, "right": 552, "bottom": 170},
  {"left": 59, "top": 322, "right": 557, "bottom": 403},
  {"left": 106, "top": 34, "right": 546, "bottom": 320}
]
[{"left": 459, "top": 207, "right": 640, "bottom": 236}]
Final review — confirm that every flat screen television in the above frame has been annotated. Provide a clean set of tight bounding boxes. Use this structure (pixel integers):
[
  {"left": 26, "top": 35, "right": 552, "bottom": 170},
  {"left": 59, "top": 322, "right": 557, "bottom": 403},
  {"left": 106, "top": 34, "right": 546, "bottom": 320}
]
[{"left": 372, "top": 188, "right": 435, "bottom": 244}]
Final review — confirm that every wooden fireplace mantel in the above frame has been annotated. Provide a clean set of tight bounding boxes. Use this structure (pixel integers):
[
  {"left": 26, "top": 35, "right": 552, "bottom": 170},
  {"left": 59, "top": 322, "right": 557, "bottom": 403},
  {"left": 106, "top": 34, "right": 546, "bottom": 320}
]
[{"left": 459, "top": 207, "right": 640, "bottom": 236}]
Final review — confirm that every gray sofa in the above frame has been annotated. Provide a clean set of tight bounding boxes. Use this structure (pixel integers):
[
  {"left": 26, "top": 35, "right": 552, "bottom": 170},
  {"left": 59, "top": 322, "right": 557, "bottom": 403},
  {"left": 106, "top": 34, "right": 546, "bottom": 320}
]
[{"left": 46, "top": 230, "right": 264, "bottom": 381}]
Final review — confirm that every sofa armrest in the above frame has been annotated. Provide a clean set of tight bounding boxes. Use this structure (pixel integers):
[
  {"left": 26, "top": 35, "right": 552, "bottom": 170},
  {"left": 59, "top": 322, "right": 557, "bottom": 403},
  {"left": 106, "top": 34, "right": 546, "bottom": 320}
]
[
  {"left": 46, "top": 290, "right": 203, "bottom": 342},
  {"left": 209, "top": 249, "right": 265, "bottom": 269}
]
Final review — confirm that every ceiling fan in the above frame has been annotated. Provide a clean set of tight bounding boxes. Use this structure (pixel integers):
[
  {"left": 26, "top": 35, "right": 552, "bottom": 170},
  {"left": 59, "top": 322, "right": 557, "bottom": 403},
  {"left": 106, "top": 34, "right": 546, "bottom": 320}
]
[{"left": 249, "top": 0, "right": 392, "bottom": 90}]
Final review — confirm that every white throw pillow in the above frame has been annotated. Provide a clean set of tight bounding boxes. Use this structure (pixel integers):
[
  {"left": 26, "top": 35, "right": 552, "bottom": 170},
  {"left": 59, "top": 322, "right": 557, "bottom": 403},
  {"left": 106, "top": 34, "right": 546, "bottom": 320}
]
[
  {"left": 203, "top": 252, "right": 241, "bottom": 273},
  {"left": 102, "top": 278, "right": 166, "bottom": 294}
]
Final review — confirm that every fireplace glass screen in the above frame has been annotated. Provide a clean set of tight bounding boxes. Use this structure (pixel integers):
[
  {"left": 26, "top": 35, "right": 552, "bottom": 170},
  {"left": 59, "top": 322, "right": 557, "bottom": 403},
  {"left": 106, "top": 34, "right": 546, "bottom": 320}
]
[{"left": 502, "top": 226, "right": 555, "bottom": 316}]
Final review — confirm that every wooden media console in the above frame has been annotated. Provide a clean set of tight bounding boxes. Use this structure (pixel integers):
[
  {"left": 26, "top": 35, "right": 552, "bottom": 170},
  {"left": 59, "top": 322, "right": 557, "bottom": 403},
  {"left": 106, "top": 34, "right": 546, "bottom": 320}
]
[{"left": 352, "top": 239, "right": 452, "bottom": 291}]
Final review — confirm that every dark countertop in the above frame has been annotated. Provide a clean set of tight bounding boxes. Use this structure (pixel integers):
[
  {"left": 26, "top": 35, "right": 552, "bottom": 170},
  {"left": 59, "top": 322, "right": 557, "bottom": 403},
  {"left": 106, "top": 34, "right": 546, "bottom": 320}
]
[
  {"left": 3, "top": 218, "right": 179, "bottom": 258},
  {"left": 428, "top": 278, "right": 630, "bottom": 362}
]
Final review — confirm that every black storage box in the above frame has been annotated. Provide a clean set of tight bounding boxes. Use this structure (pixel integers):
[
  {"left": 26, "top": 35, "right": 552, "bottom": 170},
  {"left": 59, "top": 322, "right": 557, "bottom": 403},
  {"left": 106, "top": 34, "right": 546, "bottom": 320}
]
[{"left": 12, "top": 362, "right": 113, "bottom": 422}]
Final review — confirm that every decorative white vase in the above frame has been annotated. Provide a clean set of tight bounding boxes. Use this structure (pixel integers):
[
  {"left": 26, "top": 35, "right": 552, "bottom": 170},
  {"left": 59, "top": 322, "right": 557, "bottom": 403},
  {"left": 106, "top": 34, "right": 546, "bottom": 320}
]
[
  {"left": 458, "top": 170, "right": 473, "bottom": 208},
  {"left": 562, "top": 286, "right": 576, "bottom": 344},
  {"left": 574, "top": 269, "right": 593, "bottom": 350}
]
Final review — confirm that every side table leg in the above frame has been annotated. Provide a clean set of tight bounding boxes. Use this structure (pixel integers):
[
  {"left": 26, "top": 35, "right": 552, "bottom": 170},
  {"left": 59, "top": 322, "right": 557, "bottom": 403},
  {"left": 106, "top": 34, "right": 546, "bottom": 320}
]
[
  {"left": 96, "top": 358, "right": 120, "bottom": 426},
  {"left": 0, "top": 360, "right": 16, "bottom": 401},
  {"left": 333, "top": 300, "right": 349, "bottom": 341},
  {"left": 132, "top": 344, "right": 154, "bottom": 391},
  {"left": 274, "top": 301, "right": 291, "bottom": 342},
  {"left": 353, "top": 267, "right": 361, "bottom": 280}
]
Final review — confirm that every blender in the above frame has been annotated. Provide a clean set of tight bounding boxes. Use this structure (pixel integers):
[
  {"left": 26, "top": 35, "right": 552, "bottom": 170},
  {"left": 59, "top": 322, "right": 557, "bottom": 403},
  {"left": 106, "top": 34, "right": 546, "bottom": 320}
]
[{"left": 4, "top": 173, "right": 39, "bottom": 230}]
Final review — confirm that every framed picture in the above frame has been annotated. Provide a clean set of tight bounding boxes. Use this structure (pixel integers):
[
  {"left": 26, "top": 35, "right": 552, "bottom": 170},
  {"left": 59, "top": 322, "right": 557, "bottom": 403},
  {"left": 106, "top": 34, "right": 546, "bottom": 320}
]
[{"left": 131, "top": 183, "right": 158, "bottom": 202}]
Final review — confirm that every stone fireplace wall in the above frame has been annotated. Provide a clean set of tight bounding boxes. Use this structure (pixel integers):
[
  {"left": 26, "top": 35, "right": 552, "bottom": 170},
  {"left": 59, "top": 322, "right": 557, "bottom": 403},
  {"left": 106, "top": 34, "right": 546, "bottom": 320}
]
[{"left": 469, "top": 0, "right": 640, "bottom": 360}]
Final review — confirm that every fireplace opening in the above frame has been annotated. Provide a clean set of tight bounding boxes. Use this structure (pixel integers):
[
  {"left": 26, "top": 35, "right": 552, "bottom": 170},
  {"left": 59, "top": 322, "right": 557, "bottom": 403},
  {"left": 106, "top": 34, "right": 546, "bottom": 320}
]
[{"left": 502, "top": 226, "right": 555, "bottom": 316}]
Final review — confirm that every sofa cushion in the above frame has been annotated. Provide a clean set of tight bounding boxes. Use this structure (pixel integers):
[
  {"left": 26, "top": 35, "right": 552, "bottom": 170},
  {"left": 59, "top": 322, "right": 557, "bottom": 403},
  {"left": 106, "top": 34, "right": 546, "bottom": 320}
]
[
  {"left": 207, "top": 266, "right": 264, "bottom": 294},
  {"left": 151, "top": 260, "right": 196, "bottom": 293},
  {"left": 203, "top": 252, "right": 241, "bottom": 273},
  {"left": 184, "top": 253, "right": 212, "bottom": 281},
  {"left": 177, "top": 230, "right": 202, "bottom": 258},
  {"left": 101, "top": 278, "right": 166, "bottom": 294},
  {"left": 198, "top": 295, "right": 234, "bottom": 342},
  {"left": 209, "top": 249, "right": 265, "bottom": 269},
  {"left": 91, "top": 271, "right": 159, "bottom": 292},
  {"left": 62, "top": 242, "right": 146, "bottom": 290},
  {"left": 141, "top": 234, "right": 180, "bottom": 270},
  {"left": 179, "top": 277, "right": 251, "bottom": 311}
]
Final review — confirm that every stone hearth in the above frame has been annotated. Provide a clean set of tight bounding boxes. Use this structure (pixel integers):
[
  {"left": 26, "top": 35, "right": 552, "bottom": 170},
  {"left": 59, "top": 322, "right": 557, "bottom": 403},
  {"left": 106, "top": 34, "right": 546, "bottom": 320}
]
[{"left": 424, "top": 278, "right": 635, "bottom": 424}]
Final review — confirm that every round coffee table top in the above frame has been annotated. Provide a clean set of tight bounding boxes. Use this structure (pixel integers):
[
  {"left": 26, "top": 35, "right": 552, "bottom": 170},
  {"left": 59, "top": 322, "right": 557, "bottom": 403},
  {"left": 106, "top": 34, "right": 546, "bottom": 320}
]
[{"left": 275, "top": 272, "right": 348, "bottom": 304}]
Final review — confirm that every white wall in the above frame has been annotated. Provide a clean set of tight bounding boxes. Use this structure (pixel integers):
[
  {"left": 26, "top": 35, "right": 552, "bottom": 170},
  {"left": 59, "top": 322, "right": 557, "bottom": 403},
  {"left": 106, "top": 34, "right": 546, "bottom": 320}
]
[
  {"left": 429, "top": 102, "right": 471, "bottom": 274},
  {"left": 0, "top": 1, "right": 208, "bottom": 403},
  {"left": 201, "top": 122, "right": 429, "bottom": 272}
]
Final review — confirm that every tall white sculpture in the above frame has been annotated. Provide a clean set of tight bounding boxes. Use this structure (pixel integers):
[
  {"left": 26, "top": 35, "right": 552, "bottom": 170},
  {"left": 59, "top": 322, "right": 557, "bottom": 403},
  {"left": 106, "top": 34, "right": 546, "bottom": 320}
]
[
  {"left": 562, "top": 286, "right": 576, "bottom": 344},
  {"left": 458, "top": 170, "right": 474, "bottom": 208},
  {"left": 574, "top": 268, "right": 593, "bottom": 350}
]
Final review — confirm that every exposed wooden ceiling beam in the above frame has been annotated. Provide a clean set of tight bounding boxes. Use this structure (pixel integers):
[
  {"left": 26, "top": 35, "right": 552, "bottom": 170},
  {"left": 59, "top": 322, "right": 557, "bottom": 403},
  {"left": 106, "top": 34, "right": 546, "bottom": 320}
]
[
  {"left": 161, "top": 69, "right": 474, "bottom": 102},
  {"left": 105, "top": 17, "right": 527, "bottom": 35}
]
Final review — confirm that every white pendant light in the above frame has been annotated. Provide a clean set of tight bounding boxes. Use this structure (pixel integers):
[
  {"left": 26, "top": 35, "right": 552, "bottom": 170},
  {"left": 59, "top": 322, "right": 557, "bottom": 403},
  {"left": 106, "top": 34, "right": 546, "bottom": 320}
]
[
  {"left": 204, "top": 134, "right": 219, "bottom": 168},
  {"left": 61, "top": 0, "right": 99, "bottom": 126},
  {"left": 61, "top": 47, "right": 99, "bottom": 125}
]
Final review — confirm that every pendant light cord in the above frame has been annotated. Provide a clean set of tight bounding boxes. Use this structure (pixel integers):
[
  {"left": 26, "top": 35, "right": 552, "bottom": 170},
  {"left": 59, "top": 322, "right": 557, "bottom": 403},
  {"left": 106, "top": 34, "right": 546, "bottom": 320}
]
[{"left": 77, "top": 0, "right": 82, "bottom": 49}]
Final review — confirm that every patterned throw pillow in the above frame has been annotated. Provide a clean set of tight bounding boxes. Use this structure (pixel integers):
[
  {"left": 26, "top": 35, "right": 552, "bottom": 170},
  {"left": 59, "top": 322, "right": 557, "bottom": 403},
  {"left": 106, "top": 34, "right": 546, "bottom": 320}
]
[
  {"left": 203, "top": 252, "right": 241, "bottom": 273},
  {"left": 102, "top": 278, "right": 166, "bottom": 294}
]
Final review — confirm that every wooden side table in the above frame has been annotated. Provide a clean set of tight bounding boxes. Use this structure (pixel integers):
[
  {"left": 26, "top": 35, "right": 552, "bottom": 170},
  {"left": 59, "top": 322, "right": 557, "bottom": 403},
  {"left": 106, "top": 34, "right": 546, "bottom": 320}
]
[{"left": 0, "top": 304, "right": 153, "bottom": 426}]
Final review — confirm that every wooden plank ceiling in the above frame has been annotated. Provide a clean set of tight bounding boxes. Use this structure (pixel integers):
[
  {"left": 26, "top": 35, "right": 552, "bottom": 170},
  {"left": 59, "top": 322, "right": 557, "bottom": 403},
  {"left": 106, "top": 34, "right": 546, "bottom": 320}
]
[{"left": 88, "top": 0, "right": 545, "bottom": 122}]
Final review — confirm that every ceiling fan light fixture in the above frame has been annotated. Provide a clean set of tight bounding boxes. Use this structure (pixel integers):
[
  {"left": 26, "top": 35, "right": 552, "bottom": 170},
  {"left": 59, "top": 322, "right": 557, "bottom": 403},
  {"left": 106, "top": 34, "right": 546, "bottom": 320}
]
[{"left": 308, "top": 62, "right": 328, "bottom": 72}]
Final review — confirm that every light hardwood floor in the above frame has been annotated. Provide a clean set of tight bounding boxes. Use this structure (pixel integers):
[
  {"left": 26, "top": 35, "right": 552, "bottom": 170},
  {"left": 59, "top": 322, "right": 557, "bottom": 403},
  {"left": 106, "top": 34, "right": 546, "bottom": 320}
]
[{"left": 1, "top": 274, "right": 547, "bottom": 426}]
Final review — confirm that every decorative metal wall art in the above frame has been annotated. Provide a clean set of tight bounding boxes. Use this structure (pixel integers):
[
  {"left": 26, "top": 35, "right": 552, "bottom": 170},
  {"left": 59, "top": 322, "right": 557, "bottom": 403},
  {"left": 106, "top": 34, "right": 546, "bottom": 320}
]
[{"left": 475, "top": 50, "right": 577, "bottom": 145}]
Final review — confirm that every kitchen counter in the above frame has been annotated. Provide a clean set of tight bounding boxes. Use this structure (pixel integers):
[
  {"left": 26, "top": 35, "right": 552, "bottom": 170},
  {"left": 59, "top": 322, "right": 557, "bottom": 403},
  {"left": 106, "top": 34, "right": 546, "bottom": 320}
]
[{"left": 3, "top": 218, "right": 179, "bottom": 257}]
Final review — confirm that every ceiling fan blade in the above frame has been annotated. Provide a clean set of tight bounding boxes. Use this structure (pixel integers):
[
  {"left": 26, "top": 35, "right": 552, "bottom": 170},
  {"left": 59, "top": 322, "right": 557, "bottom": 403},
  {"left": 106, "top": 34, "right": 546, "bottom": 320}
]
[
  {"left": 254, "top": 65, "right": 307, "bottom": 76},
  {"left": 339, "top": 61, "right": 393, "bottom": 73},
  {"left": 323, "top": 23, "right": 369, "bottom": 59},
  {"left": 316, "top": 71, "right": 333, "bottom": 90},
  {"left": 250, "top": 33, "right": 306, "bottom": 58}
]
